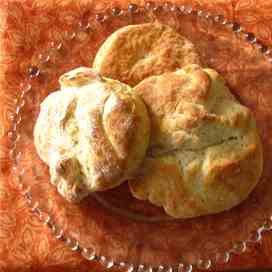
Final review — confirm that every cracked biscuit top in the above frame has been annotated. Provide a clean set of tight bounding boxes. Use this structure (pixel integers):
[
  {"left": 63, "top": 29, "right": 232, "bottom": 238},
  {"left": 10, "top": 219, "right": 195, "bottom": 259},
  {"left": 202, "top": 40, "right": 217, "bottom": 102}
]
[
  {"left": 34, "top": 67, "right": 150, "bottom": 202},
  {"left": 129, "top": 64, "right": 263, "bottom": 218},
  {"left": 93, "top": 23, "right": 202, "bottom": 87}
]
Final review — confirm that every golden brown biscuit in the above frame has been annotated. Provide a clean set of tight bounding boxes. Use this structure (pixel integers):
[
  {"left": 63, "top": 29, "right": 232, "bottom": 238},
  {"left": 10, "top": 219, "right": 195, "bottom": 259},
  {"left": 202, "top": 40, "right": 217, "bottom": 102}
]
[
  {"left": 93, "top": 23, "right": 201, "bottom": 86},
  {"left": 34, "top": 67, "right": 150, "bottom": 202},
  {"left": 129, "top": 65, "right": 263, "bottom": 218}
]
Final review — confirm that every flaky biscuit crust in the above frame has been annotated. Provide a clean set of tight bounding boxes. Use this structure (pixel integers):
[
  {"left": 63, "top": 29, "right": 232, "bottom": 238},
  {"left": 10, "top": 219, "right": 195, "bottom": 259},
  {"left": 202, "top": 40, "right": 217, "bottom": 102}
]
[
  {"left": 34, "top": 67, "right": 150, "bottom": 202},
  {"left": 129, "top": 65, "right": 263, "bottom": 218},
  {"left": 93, "top": 23, "right": 202, "bottom": 86}
]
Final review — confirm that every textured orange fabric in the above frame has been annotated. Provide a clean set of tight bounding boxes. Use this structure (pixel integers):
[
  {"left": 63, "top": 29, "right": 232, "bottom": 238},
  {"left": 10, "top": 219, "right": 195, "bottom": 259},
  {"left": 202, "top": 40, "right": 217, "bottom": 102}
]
[{"left": 1, "top": 0, "right": 272, "bottom": 271}]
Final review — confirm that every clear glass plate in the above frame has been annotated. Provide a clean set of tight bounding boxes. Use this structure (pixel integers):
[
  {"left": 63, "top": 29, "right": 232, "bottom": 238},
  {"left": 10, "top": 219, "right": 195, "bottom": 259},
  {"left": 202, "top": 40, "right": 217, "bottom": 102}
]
[{"left": 8, "top": 2, "right": 272, "bottom": 271}]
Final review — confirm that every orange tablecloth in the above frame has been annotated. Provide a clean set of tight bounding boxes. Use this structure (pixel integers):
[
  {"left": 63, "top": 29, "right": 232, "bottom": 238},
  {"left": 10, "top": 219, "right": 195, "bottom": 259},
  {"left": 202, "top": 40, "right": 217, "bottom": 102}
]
[{"left": 1, "top": 0, "right": 272, "bottom": 271}]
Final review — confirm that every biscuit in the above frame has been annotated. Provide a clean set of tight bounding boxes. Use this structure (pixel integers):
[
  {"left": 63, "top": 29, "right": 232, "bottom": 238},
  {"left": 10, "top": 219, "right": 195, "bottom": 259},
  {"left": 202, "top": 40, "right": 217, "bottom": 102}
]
[
  {"left": 93, "top": 23, "right": 201, "bottom": 86},
  {"left": 34, "top": 67, "right": 150, "bottom": 202},
  {"left": 129, "top": 65, "right": 263, "bottom": 218}
]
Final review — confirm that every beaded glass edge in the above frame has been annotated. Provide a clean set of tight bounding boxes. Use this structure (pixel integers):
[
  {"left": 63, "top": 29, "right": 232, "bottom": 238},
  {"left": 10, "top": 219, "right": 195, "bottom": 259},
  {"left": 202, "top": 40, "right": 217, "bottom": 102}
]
[{"left": 7, "top": 2, "right": 272, "bottom": 271}]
